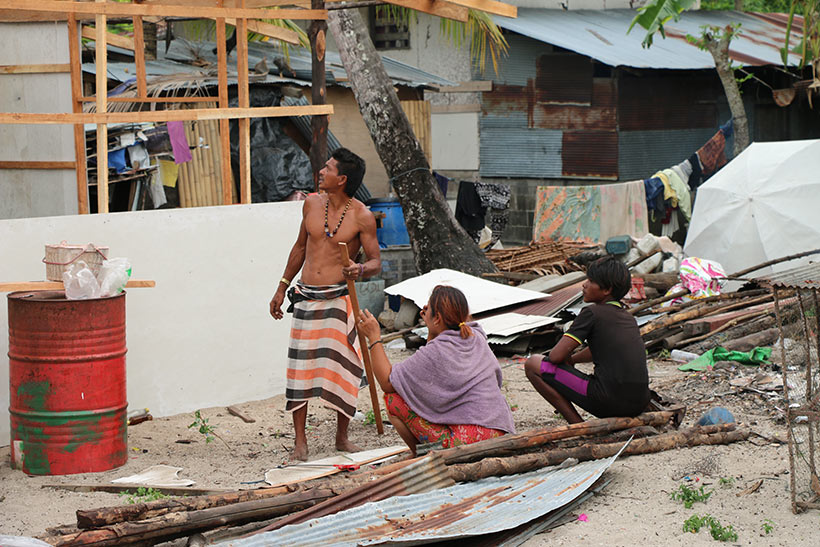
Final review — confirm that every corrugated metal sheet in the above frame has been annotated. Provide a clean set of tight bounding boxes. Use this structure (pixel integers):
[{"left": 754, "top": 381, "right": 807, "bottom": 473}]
[
  {"left": 84, "top": 37, "right": 453, "bottom": 89},
  {"left": 480, "top": 33, "right": 546, "bottom": 86},
  {"left": 562, "top": 130, "right": 618, "bottom": 178},
  {"left": 476, "top": 282, "right": 585, "bottom": 319},
  {"left": 492, "top": 8, "right": 804, "bottom": 69},
  {"left": 619, "top": 73, "right": 717, "bottom": 131},
  {"left": 479, "top": 119, "right": 563, "bottom": 178},
  {"left": 755, "top": 262, "right": 820, "bottom": 289},
  {"left": 227, "top": 449, "right": 624, "bottom": 546},
  {"left": 617, "top": 128, "right": 720, "bottom": 180},
  {"left": 536, "top": 53, "right": 593, "bottom": 105}
]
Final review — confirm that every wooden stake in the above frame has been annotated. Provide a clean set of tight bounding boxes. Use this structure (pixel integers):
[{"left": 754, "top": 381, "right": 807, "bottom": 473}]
[
  {"left": 215, "top": 5, "right": 233, "bottom": 205},
  {"left": 338, "top": 242, "right": 384, "bottom": 435},
  {"left": 67, "top": 14, "right": 88, "bottom": 213}
]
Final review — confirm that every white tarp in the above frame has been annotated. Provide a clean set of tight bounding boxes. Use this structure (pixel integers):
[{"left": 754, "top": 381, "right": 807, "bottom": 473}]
[
  {"left": 684, "top": 139, "right": 820, "bottom": 276},
  {"left": 384, "top": 269, "right": 549, "bottom": 315}
]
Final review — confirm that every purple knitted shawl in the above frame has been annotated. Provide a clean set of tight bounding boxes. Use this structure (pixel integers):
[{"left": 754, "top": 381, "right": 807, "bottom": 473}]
[{"left": 389, "top": 323, "right": 516, "bottom": 434}]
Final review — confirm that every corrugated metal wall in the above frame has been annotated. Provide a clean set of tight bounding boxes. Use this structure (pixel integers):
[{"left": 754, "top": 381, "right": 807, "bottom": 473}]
[
  {"left": 480, "top": 114, "right": 562, "bottom": 178},
  {"left": 617, "top": 128, "right": 717, "bottom": 181}
]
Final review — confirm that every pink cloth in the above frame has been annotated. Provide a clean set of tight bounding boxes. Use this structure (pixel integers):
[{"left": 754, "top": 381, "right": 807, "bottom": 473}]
[{"left": 167, "top": 121, "right": 192, "bottom": 164}]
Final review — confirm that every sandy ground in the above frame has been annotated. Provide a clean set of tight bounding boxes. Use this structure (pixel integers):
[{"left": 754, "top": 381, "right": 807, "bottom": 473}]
[{"left": 1, "top": 346, "right": 818, "bottom": 546}]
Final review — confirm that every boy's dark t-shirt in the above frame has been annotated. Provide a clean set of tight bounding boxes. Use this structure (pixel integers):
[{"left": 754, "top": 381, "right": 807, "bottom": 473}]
[{"left": 565, "top": 302, "right": 649, "bottom": 410}]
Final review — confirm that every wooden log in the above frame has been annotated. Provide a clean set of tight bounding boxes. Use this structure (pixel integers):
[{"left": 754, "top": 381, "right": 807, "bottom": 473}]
[
  {"left": 681, "top": 315, "right": 777, "bottom": 354},
  {"left": 448, "top": 425, "right": 748, "bottom": 483},
  {"left": 658, "top": 288, "right": 769, "bottom": 315},
  {"left": 56, "top": 488, "right": 339, "bottom": 545},
  {"left": 674, "top": 310, "right": 771, "bottom": 349},
  {"left": 640, "top": 297, "right": 769, "bottom": 337},
  {"left": 434, "top": 411, "right": 678, "bottom": 465},
  {"left": 722, "top": 327, "right": 780, "bottom": 352},
  {"left": 633, "top": 272, "right": 679, "bottom": 292},
  {"left": 662, "top": 331, "right": 689, "bottom": 350},
  {"left": 629, "top": 289, "right": 689, "bottom": 316}
]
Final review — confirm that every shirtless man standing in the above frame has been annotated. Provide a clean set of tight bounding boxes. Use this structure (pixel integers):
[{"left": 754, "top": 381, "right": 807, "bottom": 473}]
[{"left": 270, "top": 148, "right": 380, "bottom": 461}]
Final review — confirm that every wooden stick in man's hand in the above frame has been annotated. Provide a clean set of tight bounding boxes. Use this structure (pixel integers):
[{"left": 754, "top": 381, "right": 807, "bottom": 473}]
[{"left": 338, "top": 242, "right": 384, "bottom": 435}]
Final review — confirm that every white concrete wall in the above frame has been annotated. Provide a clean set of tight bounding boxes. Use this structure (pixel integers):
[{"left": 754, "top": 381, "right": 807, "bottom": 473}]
[
  {"left": 431, "top": 112, "right": 479, "bottom": 171},
  {"left": 0, "top": 202, "right": 303, "bottom": 446},
  {"left": 0, "top": 23, "right": 78, "bottom": 219}
]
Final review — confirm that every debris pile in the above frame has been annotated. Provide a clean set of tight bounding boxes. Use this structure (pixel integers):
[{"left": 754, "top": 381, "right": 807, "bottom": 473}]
[
  {"left": 35, "top": 411, "right": 751, "bottom": 545},
  {"left": 486, "top": 240, "right": 598, "bottom": 277}
]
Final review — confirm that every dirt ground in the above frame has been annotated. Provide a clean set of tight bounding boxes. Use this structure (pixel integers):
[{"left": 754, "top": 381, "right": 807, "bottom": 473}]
[{"left": 1, "top": 346, "right": 819, "bottom": 546}]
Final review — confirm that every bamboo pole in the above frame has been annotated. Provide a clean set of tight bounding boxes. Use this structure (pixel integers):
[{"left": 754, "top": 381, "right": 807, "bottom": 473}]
[
  {"left": 188, "top": 122, "right": 207, "bottom": 205},
  {"left": 215, "top": 2, "right": 233, "bottom": 205},
  {"left": 132, "top": 15, "right": 147, "bottom": 98},
  {"left": 338, "top": 242, "right": 384, "bottom": 435},
  {"left": 200, "top": 121, "right": 217, "bottom": 205},
  {"left": 448, "top": 425, "right": 749, "bottom": 482}
]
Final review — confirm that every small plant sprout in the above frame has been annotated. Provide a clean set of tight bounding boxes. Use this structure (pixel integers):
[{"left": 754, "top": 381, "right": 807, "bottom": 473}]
[
  {"left": 658, "top": 348, "right": 671, "bottom": 359},
  {"left": 363, "top": 410, "right": 387, "bottom": 426},
  {"left": 761, "top": 519, "right": 775, "bottom": 535},
  {"left": 118, "top": 487, "right": 169, "bottom": 504},
  {"left": 188, "top": 410, "right": 231, "bottom": 452},
  {"left": 718, "top": 476, "right": 735, "bottom": 487},
  {"left": 683, "top": 514, "right": 738, "bottom": 542},
  {"left": 670, "top": 483, "right": 713, "bottom": 508}
]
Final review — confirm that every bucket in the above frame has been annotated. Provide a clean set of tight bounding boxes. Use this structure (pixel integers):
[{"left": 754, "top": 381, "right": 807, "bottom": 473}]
[
  {"left": 8, "top": 291, "right": 128, "bottom": 475},
  {"left": 368, "top": 198, "right": 410, "bottom": 247}
]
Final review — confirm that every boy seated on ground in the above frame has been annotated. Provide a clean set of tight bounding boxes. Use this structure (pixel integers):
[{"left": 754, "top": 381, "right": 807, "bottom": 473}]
[{"left": 525, "top": 256, "right": 650, "bottom": 424}]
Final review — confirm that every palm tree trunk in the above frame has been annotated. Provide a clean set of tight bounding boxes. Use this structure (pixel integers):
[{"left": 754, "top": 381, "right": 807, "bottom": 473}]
[
  {"left": 327, "top": 8, "right": 497, "bottom": 276},
  {"left": 704, "top": 30, "right": 751, "bottom": 155}
]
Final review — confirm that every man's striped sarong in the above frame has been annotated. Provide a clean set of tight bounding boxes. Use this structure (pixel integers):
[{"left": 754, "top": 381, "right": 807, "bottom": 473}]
[{"left": 285, "top": 282, "right": 363, "bottom": 418}]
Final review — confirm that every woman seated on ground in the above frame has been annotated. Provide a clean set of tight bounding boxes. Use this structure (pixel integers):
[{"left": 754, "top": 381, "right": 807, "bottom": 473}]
[
  {"left": 359, "top": 285, "right": 516, "bottom": 456},
  {"left": 525, "top": 256, "right": 650, "bottom": 424}
]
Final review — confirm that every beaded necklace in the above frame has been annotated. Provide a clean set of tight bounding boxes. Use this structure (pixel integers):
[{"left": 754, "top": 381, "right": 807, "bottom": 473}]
[{"left": 324, "top": 196, "right": 352, "bottom": 238}]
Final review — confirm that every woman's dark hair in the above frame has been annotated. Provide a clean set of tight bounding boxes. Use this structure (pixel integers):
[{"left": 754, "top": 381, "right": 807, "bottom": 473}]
[
  {"left": 428, "top": 285, "right": 473, "bottom": 338},
  {"left": 586, "top": 255, "right": 632, "bottom": 301},
  {"left": 332, "top": 148, "right": 366, "bottom": 198}
]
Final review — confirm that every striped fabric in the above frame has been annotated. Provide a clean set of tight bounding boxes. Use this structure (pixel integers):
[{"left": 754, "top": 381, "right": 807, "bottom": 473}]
[{"left": 285, "top": 282, "right": 363, "bottom": 418}]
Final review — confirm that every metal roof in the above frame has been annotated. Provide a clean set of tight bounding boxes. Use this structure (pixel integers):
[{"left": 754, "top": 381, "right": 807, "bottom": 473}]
[
  {"left": 227, "top": 448, "right": 623, "bottom": 546},
  {"left": 492, "top": 8, "right": 804, "bottom": 69},
  {"left": 83, "top": 38, "right": 453, "bottom": 88},
  {"left": 755, "top": 261, "right": 820, "bottom": 289}
]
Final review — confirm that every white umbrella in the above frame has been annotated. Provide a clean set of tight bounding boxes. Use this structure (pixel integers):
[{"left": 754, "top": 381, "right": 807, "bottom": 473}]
[{"left": 684, "top": 139, "right": 820, "bottom": 276}]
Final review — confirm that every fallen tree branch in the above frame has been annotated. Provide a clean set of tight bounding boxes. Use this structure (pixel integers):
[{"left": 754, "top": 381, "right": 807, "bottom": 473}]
[
  {"left": 434, "top": 411, "right": 680, "bottom": 465},
  {"left": 448, "top": 425, "right": 748, "bottom": 482}
]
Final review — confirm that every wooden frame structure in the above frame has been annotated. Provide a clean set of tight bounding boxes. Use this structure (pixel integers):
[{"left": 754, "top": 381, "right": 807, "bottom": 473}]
[
  {"left": 0, "top": 0, "right": 331, "bottom": 214},
  {"left": 1, "top": 0, "right": 515, "bottom": 214}
]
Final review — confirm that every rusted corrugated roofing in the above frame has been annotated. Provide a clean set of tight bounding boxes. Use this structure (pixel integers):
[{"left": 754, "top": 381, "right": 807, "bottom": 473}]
[
  {"left": 226, "top": 448, "right": 624, "bottom": 546},
  {"left": 754, "top": 262, "right": 820, "bottom": 289},
  {"left": 493, "top": 8, "right": 804, "bottom": 69}
]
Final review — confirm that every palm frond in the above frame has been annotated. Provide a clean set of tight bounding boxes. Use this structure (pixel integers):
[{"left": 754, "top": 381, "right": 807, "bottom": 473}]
[{"left": 438, "top": 9, "right": 508, "bottom": 76}]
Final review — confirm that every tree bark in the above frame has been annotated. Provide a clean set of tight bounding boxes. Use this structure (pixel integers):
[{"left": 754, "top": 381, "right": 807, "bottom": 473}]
[
  {"left": 448, "top": 425, "right": 748, "bottom": 482},
  {"left": 704, "top": 27, "right": 750, "bottom": 155},
  {"left": 327, "top": 9, "right": 497, "bottom": 276}
]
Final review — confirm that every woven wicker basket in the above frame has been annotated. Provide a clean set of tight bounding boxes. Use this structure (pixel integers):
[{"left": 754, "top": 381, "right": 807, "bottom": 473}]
[{"left": 43, "top": 242, "right": 109, "bottom": 282}]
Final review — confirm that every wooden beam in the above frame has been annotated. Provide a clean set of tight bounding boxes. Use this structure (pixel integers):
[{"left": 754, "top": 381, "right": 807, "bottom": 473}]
[
  {"left": 0, "top": 64, "right": 70, "bottom": 74},
  {"left": 383, "top": 0, "right": 468, "bottom": 23},
  {"left": 430, "top": 103, "right": 481, "bottom": 113},
  {"left": 443, "top": 0, "right": 517, "bottom": 18},
  {"left": 0, "top": 2, "right": 326, "bottom": 21},
  {"left": 80, "top": 96, "right": 216, "bottom": 103},
  {"left": 434, "top": 80, "right": 493, "bottom": 93},
  {"left": 95, "top": 0, "right": 109, "bottom": 214},
  {"left": 236, "top": 1, "right": 251, "bottom": 205},
  {"left": 0, "top": 280, "right": 156, "bottom": 292},
  {"left": 309, "top": 0, "right": 328, "bottom": 192},
  {"left": 132, "top": 16, "right": 148, "bottom": 98},
  {"left": 68, "top": 15, "right": 90, "bottom": 215},
  {"left": 215, "top": 4, "right": 232, "bottom": 205},
  {"left": 0, "top": 161, "right": 75, "bottom": 169},
  {"left": 0, "top": 104, "right": 334, "bottom": 124},
  {"left": 227, "top": 17, "right": 300, "bottom": 45},
  {"left": 81, "top": 25, "right": 135, "bottom": 51}
]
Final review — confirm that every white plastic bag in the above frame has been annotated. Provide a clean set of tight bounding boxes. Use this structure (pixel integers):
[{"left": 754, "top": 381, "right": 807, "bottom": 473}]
[
  {"left": 98, "top": 258, "right": 132, "bottom": 297},
  {"left": 62, "top": 260, "right": 101, "bottom": 300}
]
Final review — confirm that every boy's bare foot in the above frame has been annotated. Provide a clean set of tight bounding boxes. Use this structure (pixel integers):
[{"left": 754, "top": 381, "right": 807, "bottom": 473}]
[
  {"left": 291, "top": 441, "right": 308, "bottom": 462},
  {"left": 335, "top": 438, "right": 361, "bottom": 453}
]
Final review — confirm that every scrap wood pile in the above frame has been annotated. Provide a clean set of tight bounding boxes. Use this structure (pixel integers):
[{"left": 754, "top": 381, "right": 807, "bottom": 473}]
[
  {"left": 38, "top": 411, "right": 752, "bottom": 546},
  {"left": 486, "top": 239, "right": 599, "bottom": 277}
]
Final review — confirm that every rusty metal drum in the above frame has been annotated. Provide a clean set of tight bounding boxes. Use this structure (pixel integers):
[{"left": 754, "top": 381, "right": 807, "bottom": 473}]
[{"left": 8, "top": 291, "right": 127, "bottom": 475}]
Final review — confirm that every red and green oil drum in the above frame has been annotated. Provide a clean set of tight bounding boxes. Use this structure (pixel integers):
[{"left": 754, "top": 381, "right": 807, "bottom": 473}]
[{"left": 7, "top": 290, "right": 127, "bottom": 475}]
